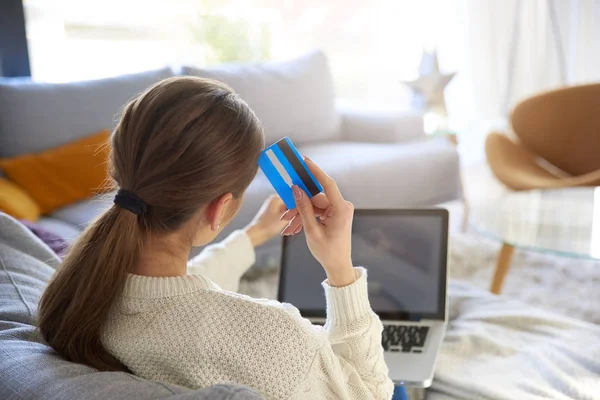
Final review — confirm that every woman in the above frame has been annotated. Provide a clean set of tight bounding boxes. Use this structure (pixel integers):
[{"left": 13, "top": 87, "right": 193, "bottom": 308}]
[{"left": 38, "top": 77, "right": 394, "bottom": 399}]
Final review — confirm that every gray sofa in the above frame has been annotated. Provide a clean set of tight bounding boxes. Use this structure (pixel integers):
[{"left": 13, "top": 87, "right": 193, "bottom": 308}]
[
  {"left": 0, "top": 212, "right": 262, "bottom": 400},
  {"left": 0, "top": 51, "right": 461, "bottom": 262}
]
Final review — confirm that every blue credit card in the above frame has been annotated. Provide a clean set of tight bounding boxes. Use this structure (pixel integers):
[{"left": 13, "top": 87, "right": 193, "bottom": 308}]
[{"left": 258, "top": 137, "right": 323, "bottom": 209}]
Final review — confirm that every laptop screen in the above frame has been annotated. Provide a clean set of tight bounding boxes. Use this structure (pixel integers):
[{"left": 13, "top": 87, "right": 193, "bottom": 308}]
[{"left": 278, "top": 209, "right": 448, "bottom": 321}]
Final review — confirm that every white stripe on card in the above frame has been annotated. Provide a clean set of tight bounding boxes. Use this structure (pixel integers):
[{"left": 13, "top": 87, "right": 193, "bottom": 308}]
[{"left": 266, "top": 149, "right": 293, "bottom": 187}]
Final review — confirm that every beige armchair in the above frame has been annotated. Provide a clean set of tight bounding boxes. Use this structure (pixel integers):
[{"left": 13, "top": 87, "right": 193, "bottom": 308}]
[{"left": 486, "top": 83, "right": 600, "bottom": 190}]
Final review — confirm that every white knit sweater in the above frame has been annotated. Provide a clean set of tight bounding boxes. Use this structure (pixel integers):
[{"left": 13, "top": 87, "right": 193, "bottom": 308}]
[{"left": 102, "top": 230, "right": 394, "bottom": 399}]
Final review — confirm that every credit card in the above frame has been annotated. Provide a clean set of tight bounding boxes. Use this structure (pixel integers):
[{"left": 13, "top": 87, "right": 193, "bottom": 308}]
[{"left": 258, "top": 137, "right": 323, "bottom": 209}]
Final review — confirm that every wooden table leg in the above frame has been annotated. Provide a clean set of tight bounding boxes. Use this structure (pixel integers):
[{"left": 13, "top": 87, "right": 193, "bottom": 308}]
[{"left": 490, "top": 243, "right": 514, "bottom": 294}]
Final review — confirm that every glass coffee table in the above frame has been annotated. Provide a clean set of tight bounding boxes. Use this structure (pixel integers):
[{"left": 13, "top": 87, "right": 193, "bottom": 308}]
[{"left": 470, "top": 187, "right": 600, "bottom": 294}]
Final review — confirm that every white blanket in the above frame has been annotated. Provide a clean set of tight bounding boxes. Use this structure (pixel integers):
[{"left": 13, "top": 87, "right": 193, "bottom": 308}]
[{"left": 428, "top": 282, "right": 600, "bottom": 400}]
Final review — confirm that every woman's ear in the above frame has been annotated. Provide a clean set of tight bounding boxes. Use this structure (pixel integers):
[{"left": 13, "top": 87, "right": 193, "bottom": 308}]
[{"left": 206, "top": 193, "right": 234, "bottom": 232}]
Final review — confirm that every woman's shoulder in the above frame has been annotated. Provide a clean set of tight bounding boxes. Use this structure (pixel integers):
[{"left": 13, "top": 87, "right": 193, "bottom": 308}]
[
  {"left": 117, "top": 274, "right": 325, "bottom": 344},
  {"left": 122, "top": 280, "right": 297, "bottom": 317},
  {"left": 185, "top": 287, "right": 324, "bottom": 343},
  {"left": 196, "top": 288, "right": 316, "bottom": 329}
]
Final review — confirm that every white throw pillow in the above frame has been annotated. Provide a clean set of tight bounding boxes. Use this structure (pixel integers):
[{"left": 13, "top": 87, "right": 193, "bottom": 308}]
[{"left": 182, "top": 50, "right": 340, "bottom": 145}]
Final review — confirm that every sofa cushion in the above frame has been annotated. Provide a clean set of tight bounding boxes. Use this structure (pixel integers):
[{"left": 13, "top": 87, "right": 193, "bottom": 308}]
[
  {"left": 0, "top": 68, "right": 174, "bottom": 157},
  {"left": 0, "top": 213, "right": 262, "bottom": 400},
  {"left": 298, "top": 138, "right": 461, "bottom": 207},
  {"left": 0, "top": 177, "right": 41, "bottom": 221},
  {"left": 182, "top": 50, "right": 340, "bottom": 145},
  {"left": 49, "top": 194, "right": 113, "bottom": 229},
  {"left": 36, "top": 217, "right": 82, "bottom": 243},
  {"left": 19, "top": 219, "right": 70, "bottom": 256},
  {"left": 0, "top": 130, "right": 111, "bottom": 214}
]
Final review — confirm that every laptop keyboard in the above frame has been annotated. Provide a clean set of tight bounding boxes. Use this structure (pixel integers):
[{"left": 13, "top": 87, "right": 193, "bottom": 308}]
[{"left": 382, "top": 325, "right": 429, "bottom": 353}]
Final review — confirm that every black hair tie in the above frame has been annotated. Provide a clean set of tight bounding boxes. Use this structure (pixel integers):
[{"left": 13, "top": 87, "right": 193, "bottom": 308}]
[{"left": 114, "top": 189, "right": 147, "bottom": 215}]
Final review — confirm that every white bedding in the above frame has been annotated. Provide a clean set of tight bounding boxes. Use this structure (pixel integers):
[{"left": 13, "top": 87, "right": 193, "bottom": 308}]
[{"left": 428, "top": 282, "right": 600, "bottom": 400}]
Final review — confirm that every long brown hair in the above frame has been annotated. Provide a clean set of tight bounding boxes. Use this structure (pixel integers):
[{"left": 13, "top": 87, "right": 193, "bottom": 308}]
[{"left": 38, "top": 77, "right": 264, "bottom": 371}]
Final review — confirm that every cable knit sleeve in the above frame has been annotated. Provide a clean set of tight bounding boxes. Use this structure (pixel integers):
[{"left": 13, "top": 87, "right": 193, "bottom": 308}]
[
  {"left": 201, "top": 267, "right": 394, "bottom": 399},
  {"left": 187, "top": 230, "right": 255, "bottom": 292},
  {"left": 281, "top": 267, "right": 394, "bottom": 399}
]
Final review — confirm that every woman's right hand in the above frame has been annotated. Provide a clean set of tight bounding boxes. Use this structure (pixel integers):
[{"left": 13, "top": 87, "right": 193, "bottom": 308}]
[{"left": 290, "top": 158, "right": 356, "bottom": 287}]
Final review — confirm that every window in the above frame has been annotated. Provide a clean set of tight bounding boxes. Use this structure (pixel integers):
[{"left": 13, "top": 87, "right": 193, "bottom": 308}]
[{"left": 24, "top": 0, "right": 463, "bottom": 108}]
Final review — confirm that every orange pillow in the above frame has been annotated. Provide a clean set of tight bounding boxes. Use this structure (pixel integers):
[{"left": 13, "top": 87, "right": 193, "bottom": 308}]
[
  {"left": 0, "top": 131, "right": 111, "bottom": 215},
  {"left": 0, "top": 177, "right": 41, "bottom": 221}
]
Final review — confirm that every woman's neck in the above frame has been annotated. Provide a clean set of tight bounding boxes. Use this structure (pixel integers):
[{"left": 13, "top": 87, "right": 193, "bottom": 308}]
[{"left": 131, "top": 234, "right": 191, "bottom": 277}]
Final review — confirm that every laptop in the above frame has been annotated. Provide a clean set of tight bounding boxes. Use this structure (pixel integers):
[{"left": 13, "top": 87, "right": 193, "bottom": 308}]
[{"left": 278, "top": 208, "right": 449, "bottom": 388}]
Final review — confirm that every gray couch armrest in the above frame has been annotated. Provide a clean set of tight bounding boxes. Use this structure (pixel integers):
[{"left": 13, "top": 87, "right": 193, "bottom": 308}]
[{"left": 336, "top": 101, "right": 425, "bottom": 143}]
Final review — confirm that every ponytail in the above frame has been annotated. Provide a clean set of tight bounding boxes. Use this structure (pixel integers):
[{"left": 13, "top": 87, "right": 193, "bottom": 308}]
[
  {"left": 38, "top": 76, "right": 265, "bottom": 371},
  {"left": 38, "top": 205, "right": 142, "bottom": 371}
]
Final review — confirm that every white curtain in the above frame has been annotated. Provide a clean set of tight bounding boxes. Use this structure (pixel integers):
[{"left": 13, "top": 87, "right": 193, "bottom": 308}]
[{"left": 453, "top": 0, "right": 600, "bottom": 120}]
